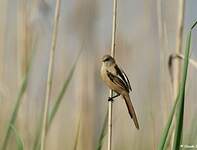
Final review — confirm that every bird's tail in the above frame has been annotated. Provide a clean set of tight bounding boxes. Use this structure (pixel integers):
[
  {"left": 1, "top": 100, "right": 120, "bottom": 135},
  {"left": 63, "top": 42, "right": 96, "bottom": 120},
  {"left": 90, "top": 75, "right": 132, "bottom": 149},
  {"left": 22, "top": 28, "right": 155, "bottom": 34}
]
[{"left": 123, "top": 94, "right": 139, "bottom": 129}]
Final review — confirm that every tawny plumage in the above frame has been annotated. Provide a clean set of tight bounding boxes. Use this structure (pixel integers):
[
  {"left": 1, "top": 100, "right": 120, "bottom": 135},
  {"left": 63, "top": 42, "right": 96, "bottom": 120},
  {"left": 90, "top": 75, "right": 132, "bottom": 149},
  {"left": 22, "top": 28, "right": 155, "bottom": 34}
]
[{"left": 100, "top": 54, "right": 139, "bottom": 129}]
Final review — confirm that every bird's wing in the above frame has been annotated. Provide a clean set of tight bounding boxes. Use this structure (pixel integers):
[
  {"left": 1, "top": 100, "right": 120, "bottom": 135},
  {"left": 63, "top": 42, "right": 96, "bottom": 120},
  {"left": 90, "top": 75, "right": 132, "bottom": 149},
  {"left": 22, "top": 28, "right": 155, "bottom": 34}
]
[
  {"left": 106, "top": 70, "right": 129, "bottom": 92},
  {"left": 114, "top": 65, "right": 132, "bottom": 91}
]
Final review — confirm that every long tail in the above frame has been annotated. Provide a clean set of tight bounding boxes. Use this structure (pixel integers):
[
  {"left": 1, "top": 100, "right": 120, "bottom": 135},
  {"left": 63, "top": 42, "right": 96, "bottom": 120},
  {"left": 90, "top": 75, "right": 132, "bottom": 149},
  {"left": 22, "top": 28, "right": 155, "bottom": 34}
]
[{"left": 123, "top": 94, "right": 139, "bottom": 129}]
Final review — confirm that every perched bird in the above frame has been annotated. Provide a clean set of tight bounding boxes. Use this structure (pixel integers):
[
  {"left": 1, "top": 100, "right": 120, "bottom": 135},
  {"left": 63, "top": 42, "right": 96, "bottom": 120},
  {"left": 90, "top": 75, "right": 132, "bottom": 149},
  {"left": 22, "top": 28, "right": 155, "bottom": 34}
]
[{"left": 100, "top": 54, "right": 139, "bottom": 129}]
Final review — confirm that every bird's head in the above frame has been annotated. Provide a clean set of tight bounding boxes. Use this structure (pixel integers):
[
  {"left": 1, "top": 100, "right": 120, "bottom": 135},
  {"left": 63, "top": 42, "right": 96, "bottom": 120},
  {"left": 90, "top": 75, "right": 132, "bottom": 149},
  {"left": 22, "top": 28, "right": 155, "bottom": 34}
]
[{"left": 101, "top": 55, "right": 115, "bottom": 67}]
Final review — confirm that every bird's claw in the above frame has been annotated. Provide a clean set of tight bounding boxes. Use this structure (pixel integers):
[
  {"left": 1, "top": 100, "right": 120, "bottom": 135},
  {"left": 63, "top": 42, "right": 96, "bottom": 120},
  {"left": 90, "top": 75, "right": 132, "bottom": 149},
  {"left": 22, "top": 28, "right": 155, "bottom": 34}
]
[{"left": 108, "top": 97, "right": 113, "bottom": 102}]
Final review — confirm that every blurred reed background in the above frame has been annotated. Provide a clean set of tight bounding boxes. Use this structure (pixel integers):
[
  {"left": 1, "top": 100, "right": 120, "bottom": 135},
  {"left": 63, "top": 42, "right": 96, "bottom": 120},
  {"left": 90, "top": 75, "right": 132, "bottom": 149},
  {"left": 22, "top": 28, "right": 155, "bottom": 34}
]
[{"left": 0, "top": 0, "right": 197, "bottom": 150}]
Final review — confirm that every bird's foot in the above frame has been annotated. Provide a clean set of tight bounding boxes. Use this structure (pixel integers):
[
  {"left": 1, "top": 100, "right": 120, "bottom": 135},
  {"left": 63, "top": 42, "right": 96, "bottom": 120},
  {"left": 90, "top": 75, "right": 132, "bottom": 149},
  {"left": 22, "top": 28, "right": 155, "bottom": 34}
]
[{"left": 108, "top": 97, "right": 114, "bottom": 102}]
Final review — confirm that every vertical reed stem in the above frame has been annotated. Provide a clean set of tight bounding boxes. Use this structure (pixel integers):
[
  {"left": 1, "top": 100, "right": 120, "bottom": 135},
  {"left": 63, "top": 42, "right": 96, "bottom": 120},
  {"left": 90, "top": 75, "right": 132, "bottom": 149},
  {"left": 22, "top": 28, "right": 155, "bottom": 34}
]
[
  {"left": 17, "top": 0, "right": 28, "bottom": 82},
  {"left": 171, "top": 0, "right": 185, "bottom": 148},
  {"left": 173, "top": 0, "right": 185, "bottom": 101},
  {"left": 40, "top": 0, "right": 61, "bottom": 150},
  {"left": 108, "top": 0, "right": 117, "bottom": 149},
  {"left": 0, "top": 0, "right": 7, "bottom": 82}
]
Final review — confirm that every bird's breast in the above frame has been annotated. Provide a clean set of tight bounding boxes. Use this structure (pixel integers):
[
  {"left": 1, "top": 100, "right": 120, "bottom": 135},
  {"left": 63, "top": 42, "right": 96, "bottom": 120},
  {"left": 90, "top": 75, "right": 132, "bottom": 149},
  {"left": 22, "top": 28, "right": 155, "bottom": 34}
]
[{"left": 100, "top": 65, "right": 121, "bottom": 93}]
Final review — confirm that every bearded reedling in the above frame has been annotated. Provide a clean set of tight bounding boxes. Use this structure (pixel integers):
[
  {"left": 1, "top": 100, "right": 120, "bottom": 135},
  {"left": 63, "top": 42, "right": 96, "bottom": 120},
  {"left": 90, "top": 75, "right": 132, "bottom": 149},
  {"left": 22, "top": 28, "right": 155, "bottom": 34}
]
[{"left": 100, "top": 55, "right": 139, "bottom": 129}]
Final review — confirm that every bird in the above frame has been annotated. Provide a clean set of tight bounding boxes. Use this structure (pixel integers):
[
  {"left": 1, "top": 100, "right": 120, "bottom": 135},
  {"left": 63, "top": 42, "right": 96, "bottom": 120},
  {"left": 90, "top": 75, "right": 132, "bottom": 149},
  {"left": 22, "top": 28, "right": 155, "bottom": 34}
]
[{"left": 100, "top": 54, "right": 139, "bottom": 129}]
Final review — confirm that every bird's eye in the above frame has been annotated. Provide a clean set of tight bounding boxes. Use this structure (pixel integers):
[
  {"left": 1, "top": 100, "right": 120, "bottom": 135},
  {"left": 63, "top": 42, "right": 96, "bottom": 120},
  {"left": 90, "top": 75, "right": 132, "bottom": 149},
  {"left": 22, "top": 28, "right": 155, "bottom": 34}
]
[{"left": 104, "top": 58, "right": 109, "bottom": 61}]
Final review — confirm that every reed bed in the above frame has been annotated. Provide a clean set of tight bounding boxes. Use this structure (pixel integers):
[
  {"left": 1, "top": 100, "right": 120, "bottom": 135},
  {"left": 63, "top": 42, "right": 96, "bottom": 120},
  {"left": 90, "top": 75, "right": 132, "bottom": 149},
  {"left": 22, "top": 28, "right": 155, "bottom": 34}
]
[
  {"left": 0, "top": 0, "right": 197, "bottom": 150},
  {"left": 158, "top": 21, "right": 197, "bottom": 150}
]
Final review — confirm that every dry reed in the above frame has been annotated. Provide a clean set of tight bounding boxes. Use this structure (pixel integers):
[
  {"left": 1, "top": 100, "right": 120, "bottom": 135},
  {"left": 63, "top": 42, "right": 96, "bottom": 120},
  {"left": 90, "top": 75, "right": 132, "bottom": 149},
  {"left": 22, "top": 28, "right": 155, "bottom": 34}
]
[
  {"left": 108, "top": 0, "right": 117, "bottom": 149},
  {"left": 171, "top": 0, "right": 185, "bottom": 148},
  {"left": 40, "top": 0, "right": 61, "bottom": 149}
]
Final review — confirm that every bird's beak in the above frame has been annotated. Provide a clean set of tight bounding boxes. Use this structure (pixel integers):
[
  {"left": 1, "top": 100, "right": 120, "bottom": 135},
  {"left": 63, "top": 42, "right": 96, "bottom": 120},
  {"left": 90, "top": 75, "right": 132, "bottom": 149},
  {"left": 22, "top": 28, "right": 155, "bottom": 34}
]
[{"left": 101, "top": 57, "right": 105, "bottom": 62}]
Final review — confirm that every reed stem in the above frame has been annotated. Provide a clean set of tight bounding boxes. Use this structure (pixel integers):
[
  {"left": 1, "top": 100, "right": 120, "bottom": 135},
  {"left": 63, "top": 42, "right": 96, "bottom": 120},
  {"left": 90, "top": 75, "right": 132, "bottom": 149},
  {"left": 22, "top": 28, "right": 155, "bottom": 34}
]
[
  {"left": 171, "top": 0, "right": 185, "bottom": 148},
  {"left": 40, "top": 0, "right": 61, "bottom": 149},
  {"left": 108, "top": 0, "right": 117, "bottom": 149}
]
